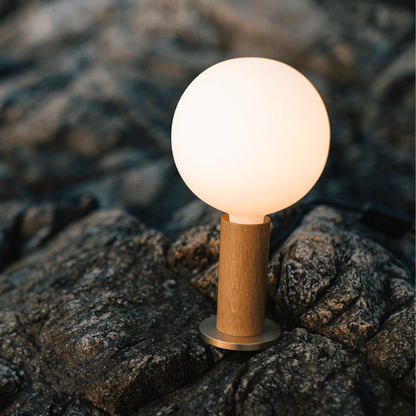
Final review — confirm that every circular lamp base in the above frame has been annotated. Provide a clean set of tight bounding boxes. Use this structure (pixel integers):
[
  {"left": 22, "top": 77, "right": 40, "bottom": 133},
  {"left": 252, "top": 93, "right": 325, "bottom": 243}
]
[{"left": 199, "top": 316, "right": 282, "bottom": 351}]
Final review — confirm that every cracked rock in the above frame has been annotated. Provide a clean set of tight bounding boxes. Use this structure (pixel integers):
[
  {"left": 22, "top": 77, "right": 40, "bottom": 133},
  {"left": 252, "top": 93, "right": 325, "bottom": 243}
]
[
  {"left": 139, "top": 329, "right": 414, "bottom": 416},
  {"left": 0, "top": 207, "right": 414, "bottom": 415},
  {"left": 0, "top": 359, "right": 21, "bottom": 409},
  {"left": 167, "top": 224, "right": 221, "bottom": 277},
  {"left": 0, "top": 210, "right": 225, "bottom": 415},
  {"left": 268, "top": 206, "right": 415, "bottom": 401},
  {"left": 0, "top": 196, "right": 97, "bottom": 274}
]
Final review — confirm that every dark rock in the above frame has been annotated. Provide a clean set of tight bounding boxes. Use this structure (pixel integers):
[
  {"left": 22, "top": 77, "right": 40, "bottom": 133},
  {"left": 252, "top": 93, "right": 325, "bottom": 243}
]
[
  {"left": 0, "top": 210, "right": 226, "bottom": 415},
  {"left": 167, "top": 223, "right": 220, "bottom": 277},
  {"left": 0, "top": 53, "right": 30, "bottom": 79},
  {"left": 267, "top": 206, "right": 414, "bottom": 400},
  {"left": 190, "top": 261, "right": 219, "bottom": 301},
  {"left": 0, "top": 199, "right": 28, "bottom": 231},
  {"left": 55, "top": 174, "right": 119, "bottom": 212},
  {"left": 0, "top": 207, "right": 414, "bottom": 415},
  {"left": 0, "top": 199, "right": 30, "bottom": 270},
  {"left": 98, "top": 147, "right": 150, "bottom": 173},
  {"left": 268, "top": 203, "right": 303, "bottom": 244},
  {"left": 114, "top": 157, "right": 171, "bottom": 210},
  {"left": 0, "top": 0, "right": 20, "bottom": 21},
  {"left": 361, "top": 299, "right": 415, "bottom": 400},
  {"left": 0, "top": 196, "right": 96, "bottom": 273},
  {"left": 19, "top": 195, "right": 97, "bottom": 253},
  {"left": 80, "top": 156, "right": 196, "bottom": 230},
  {"left": 0, "top": 158, "right": 18, "bottom": 199},
  {"left": 0, "top": 359, "right": 21, "bottom": 409},
  {"left": 163, "top": 199, "right": 223, "bottom": 239},
  {"left": 139, "top": 329, "right": 414, "bottom": 416},
  {"left": 6, "top": 146, "right": 95, "bottom": 190},
  {"left": 0, "top": 379, "right": 108, "bottom": 416}
]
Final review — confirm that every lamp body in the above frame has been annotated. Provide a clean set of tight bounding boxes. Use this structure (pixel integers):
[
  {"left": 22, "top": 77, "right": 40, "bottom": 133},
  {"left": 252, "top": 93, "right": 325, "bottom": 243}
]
[
  {"left": 199, "top": 214, "right": 282, "bottom": 351},
  {"left": 172, "top": 57, "right": 330, "bottom": 350},
  {"left": 217, "top": 214, "right": 270, "bottom": 336}
]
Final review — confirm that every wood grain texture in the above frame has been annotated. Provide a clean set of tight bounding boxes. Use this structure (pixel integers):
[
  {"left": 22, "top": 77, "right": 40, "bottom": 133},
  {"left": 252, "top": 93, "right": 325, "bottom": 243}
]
[{"left": 217, "top": 214, "right": 270, "bottom": 337}]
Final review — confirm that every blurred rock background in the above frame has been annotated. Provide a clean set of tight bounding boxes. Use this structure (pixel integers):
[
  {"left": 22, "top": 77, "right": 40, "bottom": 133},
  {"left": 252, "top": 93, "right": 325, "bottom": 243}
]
[{"left": 0, "top": 0, "right": 414, "bottom": 242}]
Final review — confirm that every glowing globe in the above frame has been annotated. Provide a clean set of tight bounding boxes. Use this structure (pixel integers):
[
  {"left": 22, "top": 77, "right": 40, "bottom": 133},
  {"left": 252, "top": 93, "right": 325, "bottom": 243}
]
[{"left": 171, "top": 57, "right": 330, "bottom": 224}]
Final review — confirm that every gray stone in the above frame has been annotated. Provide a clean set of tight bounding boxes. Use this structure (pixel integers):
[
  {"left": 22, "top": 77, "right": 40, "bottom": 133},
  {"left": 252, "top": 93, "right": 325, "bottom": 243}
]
[
  {"left": 0, "top": 380, "right": 107, "bottom": 416},
  {"left": 0, "top": 360, "right": 21, "bottom": 409},
  {"left": 19, "top": 196, "right": 96, "bottom": 251},
  {"left": 5, "top": 146, "right": 96, "bottom": 190},
  {"left": 0, "top": 158, "right": 16, "bottom": 199},
  {"left": 190, "top": 261, "right": 219, "bottom": 301},
  {"left": 139, "top": 329, "right": 414, "bottom": 416},
  {"left": 0, "top": 196, "right": 97, "bottom": 274},
  {"left": 167, "top": 223, "right": 220, "bottom": 277},
  {"left": 114, "top": 158, "right": 172, "bottom": 209},
  {"left": 98, "top": 147, "right": 150, "bottom": 172},
  {"left": 361, "top": 299, "right": 415, "bottom": 400},
  {"left": 0, "top": 208, "right": 414, "bottom": 415},
  {"left": 268, "top": 206, "right": 414, "bottom": 401},
  {"left": 0, "top": 210, "right": 226, "bottom": 415},
  {"left": 0, "top": 200, "right": 30, "bottom": 271},
  {"left": 163, "top": 199, "right": 223, "bottom": 238}
]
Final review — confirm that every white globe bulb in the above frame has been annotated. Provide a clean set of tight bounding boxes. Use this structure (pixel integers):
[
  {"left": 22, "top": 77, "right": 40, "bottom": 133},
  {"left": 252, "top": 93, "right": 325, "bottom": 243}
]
[{"left": 171, "top": 57, "right": 330, "bottom": 224}]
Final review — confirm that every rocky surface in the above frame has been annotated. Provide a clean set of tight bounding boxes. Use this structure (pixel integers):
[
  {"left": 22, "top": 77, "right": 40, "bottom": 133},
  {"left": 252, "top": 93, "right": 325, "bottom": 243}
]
[
  {"left": 0, "top": 195, "right": 97, "bottom": 272},
  {"left": 267, "top": 207, "right": 415, "bottom": 400},
  {"left": 0, "top": 210, "right": 226, "bottom": 415},
  {"left": 0, "top": 206, "right": 414, "bottom": 415},
  {"left": 139, "top": 329, "right": 414, "bottom": 416},
  {"left": 0, "top": 0, "right": 414, "bottom": 414}
]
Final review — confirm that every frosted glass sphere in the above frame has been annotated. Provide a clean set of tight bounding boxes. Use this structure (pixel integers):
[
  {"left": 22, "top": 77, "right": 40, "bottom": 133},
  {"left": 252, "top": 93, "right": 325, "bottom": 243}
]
[{"left": 171, "top": 57, "right": 330, "bottom": 224}]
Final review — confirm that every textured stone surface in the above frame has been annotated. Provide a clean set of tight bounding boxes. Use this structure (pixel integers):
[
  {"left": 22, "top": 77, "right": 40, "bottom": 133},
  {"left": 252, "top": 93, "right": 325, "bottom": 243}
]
[
  {"left": 0, "top": 359, "right": 21, "bottom": 409},
  {"left": 0, "top": 195, "right": 96, "bottom": 273},
  {"left": 267, "top": 206, "right": 415, "bottom": 401},
  {"left": 0, "top": 210, "right": 227, "bottom": 415},
  {"left": 361, "top": 299, "right": 415, "bottom": 400},
  {"left": 0, "top": 199, "right": 29, "bottom": 270},
  {"left": 167, "top": 223, "right": 220, "bottom": 277},
  {"left": 163, "top": 199, "right": 223, "bottom": 239},
  {"left": 139, "top": 329, "right": 414, "bottom": 416},
  {"left": 0, "top": 207, "right": 414, "bottom": 415}
]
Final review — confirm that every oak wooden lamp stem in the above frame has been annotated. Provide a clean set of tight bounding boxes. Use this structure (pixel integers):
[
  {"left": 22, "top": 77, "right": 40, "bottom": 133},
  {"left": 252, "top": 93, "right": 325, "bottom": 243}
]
[
  {"left": 217, "top": 214, "right": 269, "bottom": 336},
  {"left": 199, "top": 214, "right": 282, "bottom": 351}
]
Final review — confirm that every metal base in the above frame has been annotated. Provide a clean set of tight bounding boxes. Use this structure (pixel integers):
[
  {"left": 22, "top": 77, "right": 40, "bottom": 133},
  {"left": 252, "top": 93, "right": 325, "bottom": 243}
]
[{"left": 199, "top": 316, "right": 282, "bottom": 351}]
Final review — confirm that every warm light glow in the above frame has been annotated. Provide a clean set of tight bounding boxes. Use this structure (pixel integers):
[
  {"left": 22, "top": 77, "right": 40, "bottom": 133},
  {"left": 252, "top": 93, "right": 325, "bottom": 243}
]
[{"left": 172, "top": 57, "right": 330, "bottom": 224}]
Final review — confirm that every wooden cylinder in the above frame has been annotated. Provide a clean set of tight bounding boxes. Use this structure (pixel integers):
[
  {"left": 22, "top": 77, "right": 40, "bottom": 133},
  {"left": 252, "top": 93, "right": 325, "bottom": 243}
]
[{"left": 217, "top": 214, "right": 270, "bottom": 337}]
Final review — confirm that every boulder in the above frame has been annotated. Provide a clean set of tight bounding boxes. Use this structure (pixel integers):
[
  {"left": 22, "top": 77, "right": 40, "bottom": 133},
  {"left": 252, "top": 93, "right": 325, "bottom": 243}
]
[
  {"left": 0, "top": 196, "right": 97, "bottom": 273},
  {"left": 0, "top": 210, "right": 225, "bottom": 415},
  {"left": 0, "top": 207, "right": 413, "bottom": 415}
]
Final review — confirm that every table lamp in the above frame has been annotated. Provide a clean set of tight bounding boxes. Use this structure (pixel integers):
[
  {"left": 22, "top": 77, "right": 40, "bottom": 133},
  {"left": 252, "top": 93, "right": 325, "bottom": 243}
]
[{"left": 171, "top": 57, "right": 330, "bottom": 351}]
